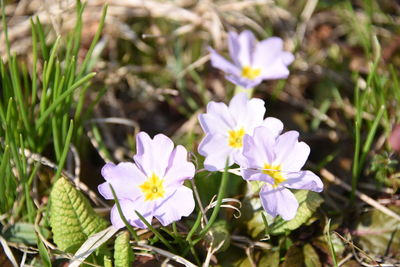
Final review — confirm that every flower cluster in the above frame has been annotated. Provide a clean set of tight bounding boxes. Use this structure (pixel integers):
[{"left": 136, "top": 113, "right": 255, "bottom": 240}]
[
  {"left": 98, "top": 30, "right": 322, "bottom": 229},
  {"left": 198, "top": 92, "right": 283, "bottom": 171},
  {"left": 198, "top": 94, "right": 323, "bottom": 220}
]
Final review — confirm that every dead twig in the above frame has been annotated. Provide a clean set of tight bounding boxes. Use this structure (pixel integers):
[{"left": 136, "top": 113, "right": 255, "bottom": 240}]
[{"left": 320, "top": 168, "right": 400, "bottom": 222}]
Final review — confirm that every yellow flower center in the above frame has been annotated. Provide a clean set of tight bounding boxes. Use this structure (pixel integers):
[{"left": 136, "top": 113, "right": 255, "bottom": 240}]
[
  {"left": 262, "top": 164, "right": 286, "bottom": 186},
  {"left": 138, "top": 173, "right": 166, "bottom": 201},
  {"left": 228, "top": 128, "right": 246, "bottom": 148},
  {"left": 241, "top": 66, "right": 261, "bottom": 80}
]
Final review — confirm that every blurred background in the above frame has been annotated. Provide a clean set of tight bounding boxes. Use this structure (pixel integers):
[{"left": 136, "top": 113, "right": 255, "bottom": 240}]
[{"left": 1, "top": 0, "right": 400, "bottom": 266}]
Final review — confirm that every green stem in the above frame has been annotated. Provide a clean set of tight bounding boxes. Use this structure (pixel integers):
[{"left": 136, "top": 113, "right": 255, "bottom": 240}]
[
  {"left": 172, "top": 222, "right": 178, "bottom": 237},
  {"left": 135, "top": 211, "right": 176, "bottom": 253},
  {"left": 184, "top": 160, "right": 230, "bottom": 256},
  {"left": 234, "top": 85, "right": 254, "bottom": 98},
  {"left": 198, "top": 161, "right": 229, "bottom": 237},
  {"left": 185, "top": 211, "right": 201, "bottom": 242}
]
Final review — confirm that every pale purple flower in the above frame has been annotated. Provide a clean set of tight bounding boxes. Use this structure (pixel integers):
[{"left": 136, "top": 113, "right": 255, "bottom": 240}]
[
  {"left": 236, "top": 126, "right": 323, "bottom": 220},
  {"left": 98, "top": 132, "right": 195, "bottom": 229},
  {"left": 198, "top": 93, "right": 283, "bottom": 171},
  {"left": 209, "top": 30, "right": 294, "bottom": 89}
]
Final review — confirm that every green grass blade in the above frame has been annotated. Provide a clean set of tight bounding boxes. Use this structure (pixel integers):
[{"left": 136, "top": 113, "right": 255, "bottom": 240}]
[
  {"left": 359, "top": 105, "right": 385, "bottom": 172},
  {"left": 1, "top": 2, "right": 11, "bottom": 59},
  {"left": 34, "top": 17, "right": 49, "bottom": 60},
  {"left": 324, "top": 219, "right": 338, "bottom": 267},
  {"left": 77, "top": 5, "right": 108, "bottom": 78},
  {"left": 44, "top": 36, "right": 61, "bottom": 90},
  {"left": 108, "top": 184, "right": 139, "bottom": 242},
  {"left": 30, "top": 18, "right": 38, "bottom": 107},
  {"left": 37, "top": 237, "right": 51, "bottom": 267},
  {"left": 54, "top": 120, "right": 74, "bottom": 180},
  {"left": 36, "top": 72, "right": 96, "bottom": 129},
  {"left": 135, "top": 210, "right": 175, "bottom": 253},
  {"left": 10, "top": 55, "right": 32, "bottom": 135}
]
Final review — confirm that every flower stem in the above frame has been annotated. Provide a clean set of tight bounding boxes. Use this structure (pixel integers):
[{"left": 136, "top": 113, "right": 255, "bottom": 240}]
[
  {"left": 234, "top": 85, "right": 254, "bottom": 98},
  {"left": 183, "top": 160, "right": 230, "bottom": 258},
  {"left": 198, "top": 160, "right": 229, "bottom": 237},
  {"left": 186, "top": 211, "right": 202, "bottom": 242}
]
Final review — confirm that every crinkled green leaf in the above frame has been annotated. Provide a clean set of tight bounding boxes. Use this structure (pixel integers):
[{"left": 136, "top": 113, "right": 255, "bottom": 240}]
[
  {"left": 303, "top": 244, "right": 321, "bottom": 267},
  {"left": 114, "top": 231, "right": 134, "bottom": 267},
  {"left": 243, "top": 197, "right": 274, "bottom": 239},
  {"left": 270, "top": 190, "right": 323, "bottom": 235},
  {"left": 356, "top": 205, "right": 400, "bottom": 258},
  {"left": 49, "top": 177, "right": 108, "bottom": 252}
]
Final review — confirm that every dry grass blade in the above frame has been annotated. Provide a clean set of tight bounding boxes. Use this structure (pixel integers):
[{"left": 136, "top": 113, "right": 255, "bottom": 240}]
[
  {"left": 69, "top": 226, "right": 119, "bottom": 267},
  {"left": 320, "top": 168, "right": 400, "bottom": 222},
  {"left": 138, "top": 243, "right": 197, "bottom": 267},
  {"left": 334, "top": 231, "right": 381, "bottom": 267},
  {"left": 0, "top": 235, "right": 18, "bottom": 267}
]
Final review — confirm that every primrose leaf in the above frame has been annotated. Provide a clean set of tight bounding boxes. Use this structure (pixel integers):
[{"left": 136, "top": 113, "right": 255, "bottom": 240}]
[
  {"left": 282, "top": 245, "right": 304, "bottom": 267},
  {"left": 49, "top": 177, "right": 108, "bottom": 253},
  {"left": 270, "top": 190, "right": 323, "bottom": 235},
  {"left": 3, "top": 223, "right": 50, "bottom": 245},
  {"left": 259, "top": 250, "right": 280, "bottom": 267},
  {"left": 303, "top": 243, "right": 321, "bottom": 267},
  {"left": 114, "top": 231, "right": 134, "bottom": 267},
  {"left": 356, "top": 205, "right": 400, "bottom": 259}
]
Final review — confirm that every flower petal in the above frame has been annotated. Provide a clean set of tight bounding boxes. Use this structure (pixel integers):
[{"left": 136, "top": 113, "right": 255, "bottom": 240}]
[
  {"left": 199, "top": 101, "right": 234, "bottom": 134},
  {"left": 198, "top": 133, "right": 234, "bottom": 171},
  {"left": 209, "top": 48, "right": 240, "bottom": 76},
  {"left": 237, "top": 30, "right": 257, "bottom": 66},
  {"left": 283, "top": 170, "right": 323, "bottom": 192},
  {"left": 133, "top": 132, "right": 153, "bottom": 175},
  {"left": 252, "top": 37, "right": 294, "bottom": 80},
  {"left": 261, "top": 117, "right": 284, "bottom": 138},
  {"left": 99, "top": 162, "right": 145, "bottom": 200},
  {"left": 154, "top": 186, "right": 195, "bottom": 226},
  {"left": 228, "top": 93, "right": 266, "bottom": 132},
  {"left": 152, "top": 134, "right": 175, "bottom": 175},
  {"left": 273, "top": 131, "right": 299, "bottom": 165},
  {"left": 110, "top": 199, "right": 153, "bottom": 229},
  {"left": 164, "top": 145, "right": 195, "bottom": 187},
  {"left": 238, "top": 131, "right": 275, "bottom": 184},
  {"left": 282, "top": 51, "right": 295, "bottom": 66},
  {"left": 252, "top": 37, "right": 284, "bottom": 67},
  {"left": 251, "top": 126, "right": 277, "bottom": 163},
  {"left": 260, "top": 184, "right": 299, "bottom": 220},
  {"left": 260, "top": 62, "right": 290, "bottom": 80},
  {"left": 280, "top": 141, "right": 310, "bottom": 172},
  {"left": 228, "top": 31, "right": 240, "bottom": 66},
  {"left": 242, "top": 169, "right": 274, "bottom": 183},
  {"left": 226, "top": 74, "right": 263, "bottom": 89},
  {"left": 240, "top": 133, "right": 267, "bottom": 169},
  {"left": 134, "top": 132, "right": 174, "bottom": 177}
]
